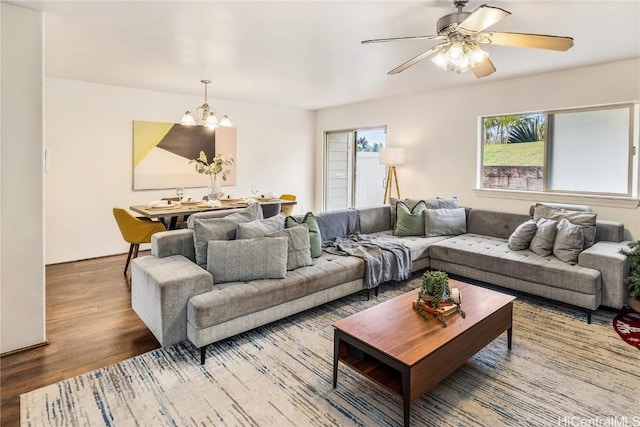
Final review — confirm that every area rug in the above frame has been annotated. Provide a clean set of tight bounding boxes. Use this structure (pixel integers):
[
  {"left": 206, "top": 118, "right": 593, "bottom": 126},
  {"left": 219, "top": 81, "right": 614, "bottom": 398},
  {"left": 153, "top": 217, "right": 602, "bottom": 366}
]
[
  {"left": 22, "top": 279, "right": 640, "bottom": 427},
  {"left": 613, "top": 306, "right": 640, "bottom": 350}
]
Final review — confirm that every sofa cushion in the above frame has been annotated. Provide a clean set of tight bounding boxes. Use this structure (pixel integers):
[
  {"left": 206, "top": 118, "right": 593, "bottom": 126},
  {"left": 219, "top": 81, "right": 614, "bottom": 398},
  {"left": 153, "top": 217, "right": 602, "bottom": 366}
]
[
  {"left": 191, "top": 203, "right": 263, "bottom": 266},
  {"left": 188, "top": 253, "right": 365, "bottom": 328},
  {"left": 533, "top": 203, "right": 597, "bottom": 249},
  {"left": 206, "top": 237, "right": 288, "bottom": 283},
  {"left": 467, "top": 209, "right": 531, "bottom": 240},
  {"left": 530, "top": 218, "right": 558, "bottom": 257},
  {"left": 394, "top": 201, "right": 427, "bottom": 236},
  {"left": 429, "top": 233, "right": 600, "bottom": 295},
  {"left": 368, "top": 230, "right": 449, "bottom": 262},
  {"left": 314, "top": 209, "right": 360, "bottom": 242},
  {"left": 508, "top": 219, "right": 538, "bottom": 251},
  {"left": 358, "top": 206, "right": 391, "bottom": 234},
  {"left": 268, "top": 225, "right": 313, "bottom": 270},
  {"left": 285, "top": 212, "right": 322, "bottom": 258},
  {"left": 236, "top": 214, "right": 285, "bottom": 239},
  {"left": 553, "top": 218, "right": 584, "bottom": 264},
  {"left": 424, "top": 208, "right": 466, "bottom": 237}
]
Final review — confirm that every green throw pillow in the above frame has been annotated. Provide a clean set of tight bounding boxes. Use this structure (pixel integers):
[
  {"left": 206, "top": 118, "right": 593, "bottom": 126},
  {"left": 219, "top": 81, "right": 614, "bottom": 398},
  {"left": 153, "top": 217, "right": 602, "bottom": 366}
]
[
  {"left": 393, "top": 201, "right": 427, "bottom": 236},
  {"left": 285, "top": 212, "right": 322, "bottom": 258}
]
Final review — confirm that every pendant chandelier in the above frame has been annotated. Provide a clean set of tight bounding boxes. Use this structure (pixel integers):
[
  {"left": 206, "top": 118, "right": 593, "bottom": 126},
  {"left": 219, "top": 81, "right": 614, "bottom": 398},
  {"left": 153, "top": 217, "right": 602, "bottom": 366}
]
[{"left": 180, "top": 79, "right": 232, "bottom": 129}]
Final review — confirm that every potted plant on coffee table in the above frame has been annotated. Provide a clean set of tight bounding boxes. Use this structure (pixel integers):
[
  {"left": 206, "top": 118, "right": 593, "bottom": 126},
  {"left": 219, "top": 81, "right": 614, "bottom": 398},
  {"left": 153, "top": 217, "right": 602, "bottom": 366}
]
[
  {"left": 619, "top": 241, "right": 640, "bottom": 312},
  {"left": 415, "top": 270, "right": 465, "bottom": 327}
]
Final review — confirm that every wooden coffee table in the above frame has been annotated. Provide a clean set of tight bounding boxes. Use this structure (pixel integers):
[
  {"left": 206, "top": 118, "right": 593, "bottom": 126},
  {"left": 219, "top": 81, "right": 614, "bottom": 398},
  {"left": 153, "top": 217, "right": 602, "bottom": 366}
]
[{"left": 332, "top": 280, "right": 515, "bottom": 427}]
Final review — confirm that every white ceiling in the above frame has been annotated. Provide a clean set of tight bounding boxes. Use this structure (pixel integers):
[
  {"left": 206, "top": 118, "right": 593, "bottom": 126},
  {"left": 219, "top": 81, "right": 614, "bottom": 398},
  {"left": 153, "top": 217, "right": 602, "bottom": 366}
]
[{"left": 10, "top": 0, "right": 640, "bottom": 110}]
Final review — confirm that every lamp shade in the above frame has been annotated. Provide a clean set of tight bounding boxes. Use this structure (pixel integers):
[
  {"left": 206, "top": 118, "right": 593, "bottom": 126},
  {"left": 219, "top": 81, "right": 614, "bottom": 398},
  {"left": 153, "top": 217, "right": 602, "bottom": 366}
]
[{"left": 379, "top": 147, "right": 406, "bottom": 165}]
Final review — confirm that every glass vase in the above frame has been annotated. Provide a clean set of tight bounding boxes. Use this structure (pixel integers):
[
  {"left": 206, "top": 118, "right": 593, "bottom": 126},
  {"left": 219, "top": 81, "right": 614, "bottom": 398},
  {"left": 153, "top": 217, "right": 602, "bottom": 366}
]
[{"left": 208, "top": 175, "right": 223, "bottom": 200}]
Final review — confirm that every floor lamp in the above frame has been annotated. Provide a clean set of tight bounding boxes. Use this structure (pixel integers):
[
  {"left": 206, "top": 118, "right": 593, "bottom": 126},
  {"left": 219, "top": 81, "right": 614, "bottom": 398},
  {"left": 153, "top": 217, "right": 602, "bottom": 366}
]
[{"left": 379, "top": 147, "right": 405, "bottom": 204}]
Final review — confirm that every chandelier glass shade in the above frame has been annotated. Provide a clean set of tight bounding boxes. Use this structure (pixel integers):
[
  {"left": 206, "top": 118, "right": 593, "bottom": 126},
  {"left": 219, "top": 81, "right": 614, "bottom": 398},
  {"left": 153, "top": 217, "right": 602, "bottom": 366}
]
[
  {"left": 431, "top": 40, "right": 489, "bottom": 73},
  {"left": 180, "top": 80, "right": 232, "bottom": 129}
]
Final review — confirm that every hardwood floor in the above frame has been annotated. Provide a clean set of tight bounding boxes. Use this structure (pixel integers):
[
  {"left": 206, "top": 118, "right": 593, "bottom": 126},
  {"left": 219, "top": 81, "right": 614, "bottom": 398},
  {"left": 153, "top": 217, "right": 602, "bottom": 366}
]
[{"left": 0, "top": 253, "right": 160, "bottom": 427}]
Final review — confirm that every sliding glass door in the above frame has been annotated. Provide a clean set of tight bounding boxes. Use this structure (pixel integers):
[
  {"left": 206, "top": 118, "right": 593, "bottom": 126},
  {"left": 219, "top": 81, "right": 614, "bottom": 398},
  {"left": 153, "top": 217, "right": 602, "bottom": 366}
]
[{"left": 324, "top": 127, "right": 387, "bottom": 211}]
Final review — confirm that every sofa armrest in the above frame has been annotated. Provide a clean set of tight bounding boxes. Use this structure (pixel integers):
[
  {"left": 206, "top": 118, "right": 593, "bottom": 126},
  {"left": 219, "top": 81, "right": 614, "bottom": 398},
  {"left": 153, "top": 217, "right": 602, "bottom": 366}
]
[
  {"left": 131, "top": 255, "right": 213, "bottom": 347},
  {"left": 579, "top": 241, "right": 631, "bottom": 309},
  {"left": 152, "top": 229, "right": 196, "bottom": 262}
]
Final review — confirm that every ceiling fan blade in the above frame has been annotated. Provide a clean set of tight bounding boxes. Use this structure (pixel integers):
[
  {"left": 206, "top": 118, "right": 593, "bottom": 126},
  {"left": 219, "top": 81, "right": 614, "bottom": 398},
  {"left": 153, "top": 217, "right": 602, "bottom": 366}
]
[
  {"left": 487, "top": 32, "right": 574, "bottom": 51},
  {"left": 388, "top": 45, "right": 443, "bottom": 75},
  {"left": 362, "top": 35, "right": 442, "bottom": 44},
  {"left": 472, "top": 57, "right": 496, "bottom": 78},
  {"left": 459, "top": 5, "right": 510, "bottom": 33}
]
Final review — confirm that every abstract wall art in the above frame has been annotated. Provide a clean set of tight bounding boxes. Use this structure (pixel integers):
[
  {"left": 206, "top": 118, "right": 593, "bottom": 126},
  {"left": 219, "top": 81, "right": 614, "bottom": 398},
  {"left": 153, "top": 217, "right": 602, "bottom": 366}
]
[{"left": 132, "top": 121, "right": 237, "bottom": 190}]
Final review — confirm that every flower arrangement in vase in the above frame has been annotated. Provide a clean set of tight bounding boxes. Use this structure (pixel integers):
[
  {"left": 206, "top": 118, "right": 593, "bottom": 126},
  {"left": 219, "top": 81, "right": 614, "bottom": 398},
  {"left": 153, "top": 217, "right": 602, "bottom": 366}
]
[
  {"left": 414, "top": 270, "right": 466, "bottom": 327},
  {"left": 189, "top": 151, "right": 234, "bottom": 200}
]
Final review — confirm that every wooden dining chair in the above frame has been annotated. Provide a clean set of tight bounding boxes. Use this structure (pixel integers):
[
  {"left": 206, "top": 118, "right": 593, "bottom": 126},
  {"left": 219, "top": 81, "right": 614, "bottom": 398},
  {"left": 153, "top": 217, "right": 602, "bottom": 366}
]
[
  {"left": 279, "top": 194, "right": 296, "bottom": 216},
  {"left": 112, "top": 208, "right": 166, "bottom": 275}
]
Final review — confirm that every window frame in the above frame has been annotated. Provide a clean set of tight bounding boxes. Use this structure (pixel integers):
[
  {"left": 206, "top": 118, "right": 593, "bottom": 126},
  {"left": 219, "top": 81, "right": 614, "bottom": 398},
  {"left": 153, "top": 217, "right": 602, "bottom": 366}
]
[{"left": 478, "top": 102, "right": 638, "bottom": 200}]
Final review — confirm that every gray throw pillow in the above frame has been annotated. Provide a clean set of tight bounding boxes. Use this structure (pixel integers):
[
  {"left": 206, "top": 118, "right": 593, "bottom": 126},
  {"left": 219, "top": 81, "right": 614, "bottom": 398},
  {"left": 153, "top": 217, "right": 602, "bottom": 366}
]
[
  {"left": 206, "top": 237, "right": 288, "bottom": 283},
  {"left": 390, "top": 197, "right": 459, "bottom": 227},
  {"left": 533, "top": 204, "right": 596, "bottom": 249},
  {"left": 237, "top": 214, "right": 285, "bottom": 239},
  {"left": 192, "top": 204, "right": 264, "bottom": 266},
  {"left": 424, "top": 208, "right": 466, "bottom": 237},
  {"left": 285, "top": 212, "right": 322, "bottom": 258},
  {"left": 508, "top": 219, "right": 538, "bottom": 251},
  {"left": 393, "top": 201, "right": 427, "bottom": 236},
  {"left": 268, "top": 225, "right": 312, "bottom": 270},
  {"left": 553, "top": 218, "right": 584, "bottom": 264},
  {"left": 529, "top": 218, "right": 558, "bottom": 257},
  {"left": 187, "top": 202, "right": 263, "bottom": 229}
]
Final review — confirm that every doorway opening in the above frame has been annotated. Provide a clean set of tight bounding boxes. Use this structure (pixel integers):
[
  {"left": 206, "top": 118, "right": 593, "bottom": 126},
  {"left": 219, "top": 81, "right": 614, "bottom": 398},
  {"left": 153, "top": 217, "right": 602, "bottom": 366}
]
[{"left": 324, "top": 127, "right": 387, "bottom": 211}]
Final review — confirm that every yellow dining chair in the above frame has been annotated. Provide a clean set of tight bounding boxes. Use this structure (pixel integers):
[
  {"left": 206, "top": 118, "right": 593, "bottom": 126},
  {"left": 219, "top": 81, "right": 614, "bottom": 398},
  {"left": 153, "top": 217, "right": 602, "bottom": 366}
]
[
  {"left": 279, "top": 194, "right": 296, "bottom": 216},
  {"left": 113, "top": 208, "right": 166, "bottom": 275}
]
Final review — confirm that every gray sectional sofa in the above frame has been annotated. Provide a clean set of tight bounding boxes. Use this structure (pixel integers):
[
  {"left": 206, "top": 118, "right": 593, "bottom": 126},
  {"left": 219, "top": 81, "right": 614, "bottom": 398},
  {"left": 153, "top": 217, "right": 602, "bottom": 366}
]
[{"left": 131, "top": 200, "right": 630, "bottom": 364}]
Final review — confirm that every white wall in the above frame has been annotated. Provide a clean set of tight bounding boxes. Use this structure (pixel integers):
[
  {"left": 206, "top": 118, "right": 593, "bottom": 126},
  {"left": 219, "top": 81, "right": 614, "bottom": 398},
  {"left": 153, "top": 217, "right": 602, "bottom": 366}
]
[
  {"left": 316, "top": 59, "right": 640, "bottom": 239},
  {"left": 1, "top": 4, "right": 46, "bottom": 353},
  {"left": 45, "top": 78, "right": 315, "bottom": 263}
]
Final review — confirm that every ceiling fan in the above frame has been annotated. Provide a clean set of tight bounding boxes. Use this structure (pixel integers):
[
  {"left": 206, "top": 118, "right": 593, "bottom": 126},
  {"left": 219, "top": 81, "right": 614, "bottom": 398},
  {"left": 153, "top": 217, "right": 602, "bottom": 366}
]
[{"left": 362, "top": 0, "right": 574, "bottom": 78}]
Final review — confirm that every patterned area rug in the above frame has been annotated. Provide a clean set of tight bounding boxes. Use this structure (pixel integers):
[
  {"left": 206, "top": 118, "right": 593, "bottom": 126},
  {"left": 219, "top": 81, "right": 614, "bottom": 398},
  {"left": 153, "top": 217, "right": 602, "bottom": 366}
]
[
  {"left": 613, "top": 306, "right": 640, "bottom": 350},
  {"left": 22, "top": 279, "right": 640, "bottom": 427}
]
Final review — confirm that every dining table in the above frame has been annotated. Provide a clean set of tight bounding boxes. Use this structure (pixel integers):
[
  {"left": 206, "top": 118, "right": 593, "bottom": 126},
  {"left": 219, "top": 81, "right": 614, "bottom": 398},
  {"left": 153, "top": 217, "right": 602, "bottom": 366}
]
[{"left": 130, "top": 198, "right": 296, "bottom": 230}]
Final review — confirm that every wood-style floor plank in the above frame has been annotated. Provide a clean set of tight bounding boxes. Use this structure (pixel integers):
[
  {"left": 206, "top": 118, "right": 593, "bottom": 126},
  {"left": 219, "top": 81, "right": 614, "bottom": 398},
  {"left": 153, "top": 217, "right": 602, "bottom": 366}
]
[{"left": 0, "top": 253, "right": 160, "bottom": 427}]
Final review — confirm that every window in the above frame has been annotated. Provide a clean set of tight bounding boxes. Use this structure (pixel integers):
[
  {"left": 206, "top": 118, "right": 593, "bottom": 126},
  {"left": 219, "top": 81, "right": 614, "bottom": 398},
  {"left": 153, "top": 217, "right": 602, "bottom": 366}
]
[{"left": 480, "top": 103, "right": 638, "bottom": 197}]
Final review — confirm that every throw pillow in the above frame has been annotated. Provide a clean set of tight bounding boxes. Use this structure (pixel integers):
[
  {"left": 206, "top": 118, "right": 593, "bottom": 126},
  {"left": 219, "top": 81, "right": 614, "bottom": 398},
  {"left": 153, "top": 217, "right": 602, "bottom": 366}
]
[
  {"left": 237, "top": 214, "right": 285, "bottom": 239},
  {"left": 192, "top": 204, "right": 264, "bottom": 267},
  {"left": 206, "top": 237, "right": 288, "bottom": 283},
  {"left": 529, "top": 218, "right": 558, "bottom": 257},
  {"left": 424, "top": 197, "right": 460, "bottom": 210},
  {"left": 390, "top": 197, "right": 459, "bottom": 228},
  {"left": 285, "top": 212, "right": 322, "bottom": 258},
  {"left": 533, "top": 204, "right": 597, "bottom": 248},
  {"left": 508, "top": 219, "right": 538, "bottom": 251},
  {"left": 553, "top": 218, "right": 584, "bottom": 264},
  {"left": 187, "top": 202, "right": 263, "bottom": 229},
  {"left": 424, "top": 208, "right": 466, "bottom": 237},
  {"left": 393, "top": 201, "right": 427, "bottom": 236},
  {"left": 268, "top": 225, "right": 312, "bottom": 270}
]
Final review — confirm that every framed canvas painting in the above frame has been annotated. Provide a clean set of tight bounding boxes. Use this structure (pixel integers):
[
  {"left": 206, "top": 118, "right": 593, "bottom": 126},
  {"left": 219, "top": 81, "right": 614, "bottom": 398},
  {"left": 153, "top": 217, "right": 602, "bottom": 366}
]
[{"left": 133, "top": 121, "right": 237, "bottom": 190}]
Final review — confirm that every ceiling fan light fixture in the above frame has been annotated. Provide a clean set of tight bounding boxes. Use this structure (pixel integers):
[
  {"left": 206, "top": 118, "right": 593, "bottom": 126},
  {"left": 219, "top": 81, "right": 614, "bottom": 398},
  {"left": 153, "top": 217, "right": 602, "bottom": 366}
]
[
  {"left": 468, "top": 43, "right": 489, "bottom": 67},
  {"left": 431, "top": 49, "right": 450, "bottom": 70}
]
